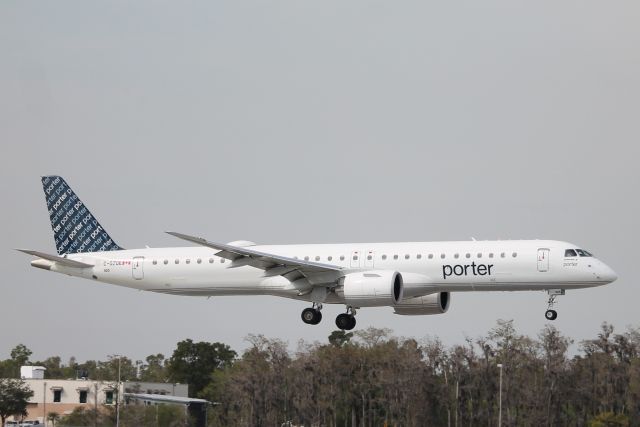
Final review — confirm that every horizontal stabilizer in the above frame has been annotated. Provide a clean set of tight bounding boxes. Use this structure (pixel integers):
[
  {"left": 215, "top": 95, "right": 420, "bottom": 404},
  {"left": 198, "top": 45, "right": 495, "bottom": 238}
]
[{"left": 16, "top": 249, "right": 94, "bottom": 268}]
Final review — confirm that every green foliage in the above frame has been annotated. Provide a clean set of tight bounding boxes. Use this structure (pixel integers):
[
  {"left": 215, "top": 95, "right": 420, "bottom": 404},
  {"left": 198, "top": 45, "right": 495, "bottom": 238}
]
[
  {"left": 0, "top": 378, "right": 34, "bottom": 424},
  {"left": 58, "top": 406, "right": 114, "bottom": 427},
  {"left": 588, "top": 412, "right": 630, "bottom": 427},
  {"left": 118, "top": 403, "right": 187, "bottom": 427},
  {"left": 328, "top": 330, "right": 354, "bottom": 347},
  {"left": 167, "top": 339, "right": 236, "bottom": 397}
]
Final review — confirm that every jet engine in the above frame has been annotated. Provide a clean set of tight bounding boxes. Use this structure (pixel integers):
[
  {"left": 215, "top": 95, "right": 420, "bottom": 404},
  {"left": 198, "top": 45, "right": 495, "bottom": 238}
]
[
  {"left": 337, "top": 271, "right": 403, "bottom": 307},
  {"left": 393, "top": 292, "right": 450, "bottom": 315}
]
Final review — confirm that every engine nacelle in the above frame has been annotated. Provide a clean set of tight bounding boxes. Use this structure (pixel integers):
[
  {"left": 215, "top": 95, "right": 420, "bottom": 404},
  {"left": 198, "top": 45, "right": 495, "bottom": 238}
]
[
  {"left": 393, "top": 292, "right": 450, "bottom": 315},
  {"left": 338, "top": 271, "right": 403, "bottom": 307}
]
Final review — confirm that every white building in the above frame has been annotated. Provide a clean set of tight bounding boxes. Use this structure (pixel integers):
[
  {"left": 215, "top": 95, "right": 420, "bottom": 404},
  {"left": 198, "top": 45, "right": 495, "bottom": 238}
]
[{"left": 7, "top": 368, "right": 188, "bottom": 425}]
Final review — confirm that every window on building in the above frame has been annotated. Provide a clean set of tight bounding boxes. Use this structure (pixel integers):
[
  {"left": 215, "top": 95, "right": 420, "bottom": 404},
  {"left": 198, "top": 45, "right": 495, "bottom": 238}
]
[
  {"left": 79, "top": 390, "right": 88, "bottom": 404},
  {"left": 105, "top": 391, "right": 114, "bottom": 405},
  {"left": 53, "top": 389, "right": 62, "bottom": 403}
]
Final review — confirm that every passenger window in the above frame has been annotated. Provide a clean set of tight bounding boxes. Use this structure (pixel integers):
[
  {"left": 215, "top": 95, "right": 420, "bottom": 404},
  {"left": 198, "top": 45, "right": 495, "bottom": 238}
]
[
  {"left": 500, "top": 253, "right": 505, "bottom": 258},
  {"left": 304, "top": 256, "right": 309, "bottom": 261},
  {"left": 328, "top": 256, "right": 333, "bottom": 261},
  {"left": 367, "top": 255, "right": 372, "bottom": 260},
  {"left": 393, "top": 255, "right": 399, "bottom": 260},
  {"left": 428, "top": 254, "right": 434, "bottom": 259},
  {"left": 353, "top": 255, "right": 358, "bottom": 261},
  {"left": 512, "top": 252, "right": 517, "bottom": 258},
  {"left": 186, "top": 259, "right": 191, "bottom": 264},
  {"left": 454, "top": 254, "right": 460, "bottom": 259},
  {"left": 197, "top": 258, "right": 202, "bottom": 264},
  {"left": 315, "top": 256, "right": 320, "bottom": 261},
  {"left": 417, "top": 254, "right": 422, "bottom": 259},
  {"left": 489, "top": 253, "right": 494, "bottom": 258},
  {"left": 477, "top": 253, "right": 482, "bottom": 258},
  {"left": 175, "top": 259, "right": 179, "bottom": 264},
  {"left": 382, "top": 255, "right": 387, "bottom": 260},
  {"left": 340, "top": 255, "right": 345, "bottom": 261},
  {"left": 163, "top": 260, "right": 168, "bottom": 265},
  {"left": 152, "top": 260, "right": 157, "bottom": 265},
  {"left": 209, "top": 258, "right": 214, "bottom": 263},
  {"left": 220, "top": 258, "right": 225, "bottom": 263},
  {"left": 440, "top": 254, "right": 446, "bottom": 259},
  {"left": 565, "top": 249, "right": 578, "bottom": 257},
  {"left": 405, "top": 254, "right": 410, "bottom": 259},
  {"left": 465, "top": 253, "right": 470, "bottom": 258}
]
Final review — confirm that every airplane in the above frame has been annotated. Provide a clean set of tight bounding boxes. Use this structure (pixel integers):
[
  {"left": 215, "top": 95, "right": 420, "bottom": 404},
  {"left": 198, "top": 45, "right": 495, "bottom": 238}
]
[{"left": 18, "top": 176, "right": 618, "bottom": 330}]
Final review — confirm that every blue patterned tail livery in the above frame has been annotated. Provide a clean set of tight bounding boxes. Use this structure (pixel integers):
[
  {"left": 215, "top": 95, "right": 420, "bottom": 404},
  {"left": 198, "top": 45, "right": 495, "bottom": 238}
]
[{"left": 42, "top": 176, "right": 123, "bottom": 254}]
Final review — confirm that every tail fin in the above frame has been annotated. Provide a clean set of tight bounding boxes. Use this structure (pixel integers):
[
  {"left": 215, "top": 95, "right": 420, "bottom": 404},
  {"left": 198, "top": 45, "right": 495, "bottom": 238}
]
[{"left": 42, "top": 176, "right": 123, "bottom": 254}]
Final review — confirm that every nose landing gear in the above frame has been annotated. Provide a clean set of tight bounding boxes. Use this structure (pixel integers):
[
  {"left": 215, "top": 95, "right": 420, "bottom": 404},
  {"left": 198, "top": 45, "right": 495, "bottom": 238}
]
[
  {"left": 336, "top": 306, "right": 357, "bottom": 330},
  {"left": 544, "top": 289, "right": 565, "bottom": 321},
  {"left": 301, "top": 303, "right": 323, "bottom": 325}
]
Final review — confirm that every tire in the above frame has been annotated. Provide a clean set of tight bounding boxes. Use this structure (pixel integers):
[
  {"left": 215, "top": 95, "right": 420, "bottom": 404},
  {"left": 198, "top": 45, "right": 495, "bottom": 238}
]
[
  {"left": 345, "top": 315, "right": 356, "bottom": 331},
  {"left": 302, "top": 308, "right": 317, "bottom": 324},
  {"left": 311, "top": 310, "right": 322, "bottom": 325},
  {"left": 545, "top": 309, "right": 558, "bottom": 321},
  {"left": 335, "top": 313, "right": 352, "bottom": 330}
]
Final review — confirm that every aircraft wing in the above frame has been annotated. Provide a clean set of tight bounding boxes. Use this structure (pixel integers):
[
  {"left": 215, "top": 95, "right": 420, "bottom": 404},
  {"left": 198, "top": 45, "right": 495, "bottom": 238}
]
[{"left": 166, "top": 231, "right": 343, "bottom": 282}]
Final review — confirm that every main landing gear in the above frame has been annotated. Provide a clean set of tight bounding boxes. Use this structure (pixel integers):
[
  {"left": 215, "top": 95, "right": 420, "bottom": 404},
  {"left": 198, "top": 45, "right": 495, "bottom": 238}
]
[
  {"left": 335, "top": 307, "right": 357, "bottom": 331},
  {"left": 301, "top": 303, "right": 322, "bottom": 325},
  {"left": 545, "top": 289, "right": 565, "bottom": 321}
]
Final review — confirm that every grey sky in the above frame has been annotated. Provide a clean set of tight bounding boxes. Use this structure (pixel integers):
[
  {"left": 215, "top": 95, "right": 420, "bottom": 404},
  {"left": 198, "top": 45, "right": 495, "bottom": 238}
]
[{"left": 1, "top": 1, "right": 639, "bottom": 362}]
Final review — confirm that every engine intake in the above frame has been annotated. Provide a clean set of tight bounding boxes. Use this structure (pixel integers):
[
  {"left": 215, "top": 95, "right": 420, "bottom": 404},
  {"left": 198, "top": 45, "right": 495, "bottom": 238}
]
[
  {"left": 393, "top": 292, "right": 450, "bottom": 315},
  {"left": 338, "top": 271, "right": 403, "bottom": 307}
]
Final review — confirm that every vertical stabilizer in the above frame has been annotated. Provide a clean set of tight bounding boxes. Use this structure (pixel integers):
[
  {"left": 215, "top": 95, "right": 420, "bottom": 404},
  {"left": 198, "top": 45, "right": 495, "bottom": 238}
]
[{"left": 42, "top": 176, "right": 123, "bottom": 254}]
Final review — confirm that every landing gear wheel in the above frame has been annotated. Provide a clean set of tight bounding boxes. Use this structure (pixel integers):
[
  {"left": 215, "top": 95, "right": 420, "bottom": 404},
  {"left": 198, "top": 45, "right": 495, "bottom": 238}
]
[
  {"left": 545, "top": 309, "right": 558, "bottom": 321},
  {"left": 336, "top": 313, "right": 356, "bottom": 330},
  {"left": 346, "top": 315, "right": 356, "bottom": 331},
  {"left": 301, "top": 308, "right": 322, "bottom": 325}
]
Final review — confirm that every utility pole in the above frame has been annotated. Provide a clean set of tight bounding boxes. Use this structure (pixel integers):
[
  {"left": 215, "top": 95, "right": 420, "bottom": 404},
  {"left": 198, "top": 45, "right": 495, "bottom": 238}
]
[
  {"left": 497, "top": 364, "right": 503, "bottom": 427},
  {"left": 114, "top": 355, "right": 122, "bottom": 427},
  {"left": 43, "top": 381, "right": 47, "bottom": 427}
]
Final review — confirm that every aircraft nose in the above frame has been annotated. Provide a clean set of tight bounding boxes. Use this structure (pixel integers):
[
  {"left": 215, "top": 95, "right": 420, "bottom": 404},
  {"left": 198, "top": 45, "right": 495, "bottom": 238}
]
[{"left": 599, "top": 263, "right": 618, "bottom": 283}]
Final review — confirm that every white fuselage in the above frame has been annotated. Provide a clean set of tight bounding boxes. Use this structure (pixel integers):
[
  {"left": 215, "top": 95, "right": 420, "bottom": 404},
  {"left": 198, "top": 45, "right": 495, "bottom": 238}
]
[{"left": 39, "top": 240, "right": 617, "bottom": 305}]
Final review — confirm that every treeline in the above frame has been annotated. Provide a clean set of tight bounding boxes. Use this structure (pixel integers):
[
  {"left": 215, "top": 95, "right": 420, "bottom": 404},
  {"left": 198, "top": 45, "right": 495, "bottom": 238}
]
[{"left": 3, "top": 321, "right": 640, "bottom": 426}]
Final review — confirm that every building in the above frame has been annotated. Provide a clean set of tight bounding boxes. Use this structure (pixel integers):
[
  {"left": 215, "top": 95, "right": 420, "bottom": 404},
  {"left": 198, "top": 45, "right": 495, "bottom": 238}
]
[{"left": 6, "top": 367, "right": 188, "bottom": 424}]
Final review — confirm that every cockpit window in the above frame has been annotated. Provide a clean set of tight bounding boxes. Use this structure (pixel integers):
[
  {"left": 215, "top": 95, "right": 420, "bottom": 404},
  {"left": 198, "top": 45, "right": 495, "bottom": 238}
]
[
  {"left": 576, "top": 249, "right": 593, "bottom": 257},
  {"left": 564, "top": 249, "right": 578, "bottom": 257}
]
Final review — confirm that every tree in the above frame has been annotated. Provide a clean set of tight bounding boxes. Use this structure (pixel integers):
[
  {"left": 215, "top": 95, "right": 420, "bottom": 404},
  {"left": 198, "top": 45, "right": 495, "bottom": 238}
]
[
  {"left": 328, "top": 330, "right": 353, "bottom": 347},
  {"left": 0, "top": 378, "right": 34, "bottom": 425},
  {"left": 167, "top": 339, "right": 236, "bottom": 397}
]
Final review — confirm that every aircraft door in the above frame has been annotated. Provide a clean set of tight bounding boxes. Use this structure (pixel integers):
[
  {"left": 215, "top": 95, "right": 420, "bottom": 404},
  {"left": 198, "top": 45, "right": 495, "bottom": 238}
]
[
  {"left": 350, "top": 250, "right": 361, "bottom": 269},
  {"left": 364, "top": 250, "right": 375, "bottom": 268},
  {"left": 132, "top": 256, "right": 144, "bottom": 280},
  {"left": 537, "top": 249, "right": 549, "bottom": 272}
]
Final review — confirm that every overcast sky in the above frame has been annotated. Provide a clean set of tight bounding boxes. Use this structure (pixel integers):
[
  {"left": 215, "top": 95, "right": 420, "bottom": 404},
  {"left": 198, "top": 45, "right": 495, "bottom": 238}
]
[{"left": 1, "top": 1, "right": 639, "bottom": 363}]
